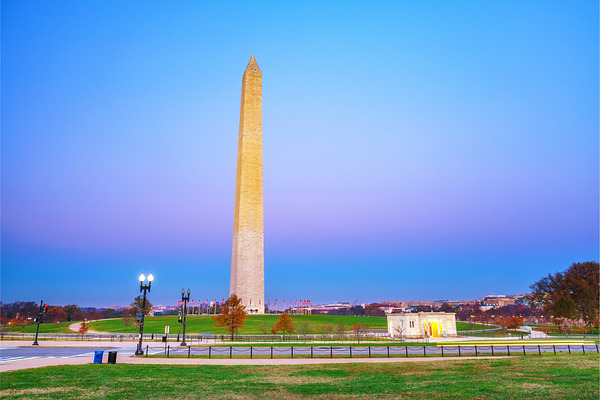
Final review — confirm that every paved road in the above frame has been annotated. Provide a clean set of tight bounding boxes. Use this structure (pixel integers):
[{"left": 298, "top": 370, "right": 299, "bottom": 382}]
[{"left": 0, "top": 346, "right": 137, "bottom": 364}]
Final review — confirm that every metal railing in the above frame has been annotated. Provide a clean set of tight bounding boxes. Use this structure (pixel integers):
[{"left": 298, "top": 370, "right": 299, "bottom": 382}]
[
  {"left": 2, "top": 331, "right": 597, "bottom": 343},
  {"left": 0, "top": 332, "right": 391, "bottom": 342}
]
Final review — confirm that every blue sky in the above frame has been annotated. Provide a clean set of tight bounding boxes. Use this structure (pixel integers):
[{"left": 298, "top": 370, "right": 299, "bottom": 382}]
[{"left": 2, "top": 1, "right": 598, "bottom": 307}]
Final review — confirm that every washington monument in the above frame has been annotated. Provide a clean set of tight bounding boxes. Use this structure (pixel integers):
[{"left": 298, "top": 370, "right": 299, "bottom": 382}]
[{"left": 230, "top": 55, "right": 264, "bottom": 314}]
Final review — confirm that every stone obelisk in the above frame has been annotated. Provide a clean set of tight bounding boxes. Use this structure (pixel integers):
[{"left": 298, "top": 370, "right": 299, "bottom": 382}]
[{"left": 230, "top": 55, "right": 264, "bottom": 314}]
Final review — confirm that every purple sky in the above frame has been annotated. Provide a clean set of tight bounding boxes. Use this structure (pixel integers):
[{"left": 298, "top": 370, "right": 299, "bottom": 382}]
[{"left": 2, "top": 1, "right": 598, "bottom": 307}]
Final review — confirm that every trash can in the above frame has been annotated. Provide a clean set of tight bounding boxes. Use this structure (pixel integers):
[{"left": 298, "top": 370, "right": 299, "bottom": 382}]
[
  {"left": 162, "top": 336, "right": 167, "bottom": 342},
  {"left": 107, "top": 351, "right": 118, "bottom": 364},
  {"left": 93, "top": 351, "right": 104, "bottom": 364}
]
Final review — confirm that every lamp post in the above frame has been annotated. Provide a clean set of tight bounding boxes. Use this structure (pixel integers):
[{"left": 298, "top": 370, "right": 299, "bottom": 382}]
[
  {"left": 32, "top": 300, "right": 49, "bottom": 346},
  {"left": 135, "top": 273, "right": 153, "bottom": 356},
  {"left": 180, "top": 288, "right": 190, "bottom": 346}
]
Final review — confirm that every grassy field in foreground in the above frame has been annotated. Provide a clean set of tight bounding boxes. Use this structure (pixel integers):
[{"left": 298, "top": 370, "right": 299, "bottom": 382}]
[{"left": 1, "top": 354, "right": 597, "bottom": 399}]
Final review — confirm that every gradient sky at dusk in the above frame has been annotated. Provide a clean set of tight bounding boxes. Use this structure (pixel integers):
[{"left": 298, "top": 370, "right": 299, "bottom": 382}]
[{"left": 2, "top": 1, "right": 598, "bottom": 307}]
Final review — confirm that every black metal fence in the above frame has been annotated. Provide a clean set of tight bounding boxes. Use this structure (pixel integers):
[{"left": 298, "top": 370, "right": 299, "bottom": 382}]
[
  {"left": 2, "top": 331, "right": 598, "bottom": 343},
  {"left": 144, "top": 343, "right": 599, "bottom": 359}
]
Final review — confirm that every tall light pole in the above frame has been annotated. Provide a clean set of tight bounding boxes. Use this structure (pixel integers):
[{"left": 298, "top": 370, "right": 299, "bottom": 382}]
[
  {"left": 135, "top": 273, "right": 153, "bottom": 356},
  {"left": 180, "top": 288, "right": 190, "bottom": 346}
]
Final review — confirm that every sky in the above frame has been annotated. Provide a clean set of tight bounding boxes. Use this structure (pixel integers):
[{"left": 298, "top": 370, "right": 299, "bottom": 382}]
[{"left": 1, "top": 1, "right": 598, "bottom": 307}]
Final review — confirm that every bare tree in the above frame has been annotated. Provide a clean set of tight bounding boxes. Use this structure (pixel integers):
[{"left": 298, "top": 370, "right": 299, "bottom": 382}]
[
  {"left": 335, "top": 321, "right": 346, "bottom": 340},
  {"left": 320, "top": 324, "right": 334, "bottom": 341},
  {"left": 393, "top": 324, "right": 406, "bottom": 341},
  {"left": 297, "top": 322, "right": 311, "bottom": 341},
  {"left": 258, "top": 323, "right": 269, "bottom": 334}
]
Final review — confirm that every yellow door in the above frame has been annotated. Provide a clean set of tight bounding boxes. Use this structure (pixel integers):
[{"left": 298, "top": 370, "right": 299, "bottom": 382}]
[{"left": 431, "top": 321, "right": 440, "bottom": 337}]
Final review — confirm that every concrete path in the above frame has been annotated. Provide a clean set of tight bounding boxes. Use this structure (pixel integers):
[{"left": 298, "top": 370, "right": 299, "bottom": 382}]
[
  {"left": 67, "top": 320, "right": 103, "bottom": 334},
  {"left": 1, "top": 340, "right": 138, "bottom": 348},
  {"left": 0, "top": 353, "right": 506, "bottom": 372},
  {"left": 0, "top": 339, "right": 511, "bottom": 372}
]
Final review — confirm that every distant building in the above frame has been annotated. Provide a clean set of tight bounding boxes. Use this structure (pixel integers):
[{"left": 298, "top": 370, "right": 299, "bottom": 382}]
[
  {"left": 310, "top": 302, "right": 351, "bottom": 314},
  {"left": 387, "top": 312, "right": 457, "bottom": 339}
]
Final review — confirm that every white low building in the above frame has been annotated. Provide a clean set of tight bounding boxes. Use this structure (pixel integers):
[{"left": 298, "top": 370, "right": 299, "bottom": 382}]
[{"left": 387, "top": 312, "right": 457, "bottom": 339}]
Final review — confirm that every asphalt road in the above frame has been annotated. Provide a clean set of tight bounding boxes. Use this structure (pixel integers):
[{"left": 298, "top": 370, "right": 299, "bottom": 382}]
[
  {"left": 0, "top": 346, "right": 137, "bottom": 364},
  {"left": 1, "top": 343, "right": 595, "bottom": 364}
]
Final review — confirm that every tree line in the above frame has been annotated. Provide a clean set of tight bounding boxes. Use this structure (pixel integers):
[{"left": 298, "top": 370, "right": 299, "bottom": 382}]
[
  {"left": 0, "top": 297, "right": 155, "bottom": 327},
  {"left": 529, "top": 261, "right": 598, "bottom": 332}
]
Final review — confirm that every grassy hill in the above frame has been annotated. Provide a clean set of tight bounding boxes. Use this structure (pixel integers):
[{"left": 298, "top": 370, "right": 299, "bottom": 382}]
[
  {"left": 3, "top": 316, "right": 490, "bottom": 335},
  {"left": 89, "top": 314, "right": 388, "bottom": 335},
  {"left": 3, "top": 321, "right": 74, "bottom": 333}
]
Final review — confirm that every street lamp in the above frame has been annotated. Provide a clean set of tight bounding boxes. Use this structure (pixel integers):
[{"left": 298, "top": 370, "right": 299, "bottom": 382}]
[
  {"left": 135, "top": 273, "right": 153, "bottom": 356},
  {"left": 180, "top": 288, "right": 191, "bottom": 346},
  {"left": 32, "top": 300, "right": 49, "bottom": 346}
]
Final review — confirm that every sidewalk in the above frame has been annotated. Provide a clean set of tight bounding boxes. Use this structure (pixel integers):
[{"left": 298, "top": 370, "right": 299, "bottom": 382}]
[
  {"left": 1, "top": 353, "right": 505, "bottom": 372},
  {"left": 1, "top": 340, "right": 140, "bottom": 348}
]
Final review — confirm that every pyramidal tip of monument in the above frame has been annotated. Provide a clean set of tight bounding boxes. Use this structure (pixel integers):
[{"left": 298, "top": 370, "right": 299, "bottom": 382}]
[{"left": 246, "top": 54, "right": 261, "bottom": 72}]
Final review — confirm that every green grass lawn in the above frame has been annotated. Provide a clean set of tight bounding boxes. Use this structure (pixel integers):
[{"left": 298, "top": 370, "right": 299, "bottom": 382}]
[
  {"left": 88, "top": 314, "right": 389, "bottom": 335},
  {"left": 456, "top": 321, "right": 494, "bottom": 331},
  {"left": 1, "top": 354, "right": 597, "bottom": 399},
  {"left": 3, "top": 321, "right": 75, "bottom": 334},
  {"left": 528, "top": 324, "right": 599, "bottom": 334},
  {"left": 3, "top": 316, "right": 491, "bottom": 336}
]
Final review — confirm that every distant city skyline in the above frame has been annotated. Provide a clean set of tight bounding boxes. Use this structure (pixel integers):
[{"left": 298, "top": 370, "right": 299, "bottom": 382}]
[
  {"left": 2, "top": 1, "right": 598, "bottom": 306},
  {"left": 71, "top": 291, "right": 531, "bottom": 311}
]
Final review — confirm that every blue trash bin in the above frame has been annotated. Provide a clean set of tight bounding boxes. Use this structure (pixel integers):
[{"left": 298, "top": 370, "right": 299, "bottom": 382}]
[{"left": 93, "top": 350, "right": 104, "bottom": 364}]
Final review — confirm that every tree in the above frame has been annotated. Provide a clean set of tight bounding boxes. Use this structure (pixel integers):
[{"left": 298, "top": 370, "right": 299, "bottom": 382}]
[
  {"left": 335, "top": 321, "right": 346, "bottom": 339},
  {"left": 457, "top": 303, "right": 482, "bottom": 323},
  {"left": 529, "top": 261, "right": 599, "bottom": 325},
  {"left": 130, "top": 296, "right": 153, "bottom": 317},
  {"left": 212, "top": 295, "right": 247, "bottom": 341},
  {"left": 258, "top": 323, "right": 269, "bottom": 334},
  {"left": 493, "top": 315, "right": 510, "bottom": 333},
  {"left": 349, "top": 306, "right": 365, "bottom": 316},
  {"left": 102, "top": 308, "right": 117, "bottom": 319},
  {"left": 297, "top": 322, "right": 311, "bottom": 340},
  {"left": 439, "top": 302, "right": 457, "bottom": 313},
  {"left": 8, "top": 314, "right": 27, "bottom": 331},
  {"left": 321, "top": 323, "right": 334, "bottom": 340},
  {"left": 85, "top": 309, "right": 104, "bottom": 320},
  {"left": 62, "top": 304, "right": 82, "bottom": 322},
  {"left": 46, "top": 306, "right": 68, "bottom": 323},
  {"left": 573, "top": 319, "right": 587, "bottom": 336},
  {"left": 505, "top": 316, "right": 524, "bottom": 330},
  {"left": 555, "top": 317, "right": 575, "bottom": 337},
  {"left": 271, "top": 313, "right": 295, "bottom": 338},
  {"left": 364, "top": 303, "right": 385, "bottom": 317},
  {"left": 1, "top": 301, "right": 38, "bottom": 322},
  {"left": 350, "top": 323, "right": 365, "bottom": 341},
  {"left": 393, "top": 323, "right": 406, "bottom": 341},
  {"left": 78, "top": 320, "right": 90, "bottom": 334}
]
